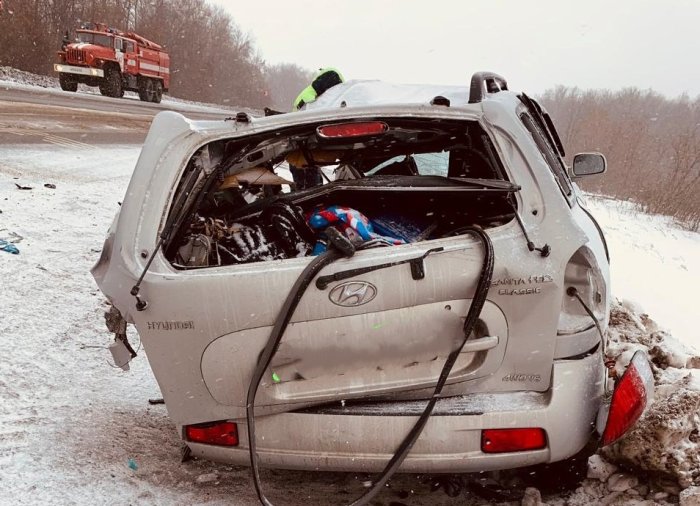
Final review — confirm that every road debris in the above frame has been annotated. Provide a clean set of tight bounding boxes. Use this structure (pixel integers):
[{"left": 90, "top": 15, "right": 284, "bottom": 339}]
[{"left": 0, "top": 238, "right": 19, "bottom": 254}]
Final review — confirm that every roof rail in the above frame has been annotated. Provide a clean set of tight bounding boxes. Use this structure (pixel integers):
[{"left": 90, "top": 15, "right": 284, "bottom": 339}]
[{"left": 468, "top": 72, "right": 508, "bottom": 104}]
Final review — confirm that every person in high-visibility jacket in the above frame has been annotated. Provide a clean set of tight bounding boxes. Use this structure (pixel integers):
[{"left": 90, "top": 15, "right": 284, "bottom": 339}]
[{"left": 292, "top": 67, "right": 344, "bottom": 111}]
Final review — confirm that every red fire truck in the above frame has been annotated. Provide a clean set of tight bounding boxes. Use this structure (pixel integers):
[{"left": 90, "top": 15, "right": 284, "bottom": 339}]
[{"left": 54, "top": 22, "right": 170, "bottom": 103}]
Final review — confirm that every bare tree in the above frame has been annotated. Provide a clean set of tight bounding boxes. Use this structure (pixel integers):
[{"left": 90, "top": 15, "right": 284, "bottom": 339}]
[
  {"left": 541, "top": 87, "right": 700, "bottom": 230},
  {"left": 0, "top": 0, "right": 288, "bottom": 108},
  {"left": 265, "top": 63, "right": 313, "bottom": 111}
]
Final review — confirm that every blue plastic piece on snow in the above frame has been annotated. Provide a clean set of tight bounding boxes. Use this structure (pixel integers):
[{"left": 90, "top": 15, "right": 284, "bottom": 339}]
[
  {"left": 0, "top": 239, "right": 19, "bottom": 255},
  {"left": 127, "top": 458, "right": 138, "bottom": 471}
]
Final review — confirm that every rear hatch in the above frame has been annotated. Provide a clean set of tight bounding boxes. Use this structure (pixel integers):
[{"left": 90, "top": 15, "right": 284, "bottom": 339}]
[{"left": 162, "top": 115, "right": 521, "bottom": 410}]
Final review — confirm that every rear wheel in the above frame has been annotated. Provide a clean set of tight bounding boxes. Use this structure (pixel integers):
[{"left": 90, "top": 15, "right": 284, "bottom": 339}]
[
  {"left": 138, "top": 77, "right": 155, "bottom": 102},
  {"left": 100, "top": 68, "right": 122, "bottom": 98},
  {"left": 153, "top": 80, "right": 163, "bottom": 103},
  {"left": 524, "top": 453, "right": 591, "bottom": 492},
  {"left": 58, "top": 73, "right": 77, "bottom": 92}
]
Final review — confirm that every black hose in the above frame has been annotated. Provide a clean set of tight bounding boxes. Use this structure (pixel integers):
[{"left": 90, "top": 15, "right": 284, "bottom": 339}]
[
  {"left": 246, "top": 227, "right": 494, "bottom": 506},
  {"left": 246, "top": 248, "right": 344, "bottom": 506},
  {"left": 348, "top": 227, "right": 494, "bottom": 505}
]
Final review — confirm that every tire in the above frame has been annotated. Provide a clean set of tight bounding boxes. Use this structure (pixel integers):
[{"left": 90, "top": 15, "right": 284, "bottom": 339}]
[
  {"left": 101, "top": 68, "right": 122, "bottom": 98},
  {"left": 524, "top": 453, "right": 590, "bottom": 492},
  {"left": 153, "top": 80, "right": 163, "bottom": 103},
  {"left": 138, "top": 78, "right": 155, "bottom": 102},
  {"left": 58, "top": 73, "right": 77, "bottom": 92}
]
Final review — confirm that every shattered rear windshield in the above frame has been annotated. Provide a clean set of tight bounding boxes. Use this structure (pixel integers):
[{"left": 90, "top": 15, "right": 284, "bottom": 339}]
[{"left": 164, "top": 117, "right": 517, "bottom": 269}]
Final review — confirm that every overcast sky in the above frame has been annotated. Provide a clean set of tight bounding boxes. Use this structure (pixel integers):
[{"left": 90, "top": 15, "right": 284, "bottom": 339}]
[{"left": 210, "top": 0, "right": 700, "bottom": 98}]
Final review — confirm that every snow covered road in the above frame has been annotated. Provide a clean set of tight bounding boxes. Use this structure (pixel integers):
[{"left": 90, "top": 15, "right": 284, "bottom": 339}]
[{"left": 1, "top": 143, "right": 698, "bottom": 505}]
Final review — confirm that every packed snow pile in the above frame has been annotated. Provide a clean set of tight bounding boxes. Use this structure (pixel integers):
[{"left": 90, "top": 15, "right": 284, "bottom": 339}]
[
  {"left": 601, "top": 300, "right": 700, "bottom": 491},
  {"left": 0, "top": 64, "right": 133, "bottom": 96},
  {"left": 0, "top": 65, "right": 252, "bottom": 112},
  {"left": 0, "top": 65, "right": 59, "bottom": 88},
  {"left": 541, "top": 301, "right": 700, "bottom": 506}
]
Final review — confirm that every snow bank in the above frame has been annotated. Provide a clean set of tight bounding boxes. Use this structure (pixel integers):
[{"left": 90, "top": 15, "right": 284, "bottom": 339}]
[
  {"left": 0, "top": 65, "right": 248, "bottom": 113},
  {"left": 602, "top": 301, "right": 700, "bottom": 490},
  {"left": 0, "top": 66, "right": 57, "bottom": 88},
  {"left": 0, "top": 64, "right": 139, "bottom": 98},
  {"left": 539, "top": 302, "right": 700, "bottom": 505}
]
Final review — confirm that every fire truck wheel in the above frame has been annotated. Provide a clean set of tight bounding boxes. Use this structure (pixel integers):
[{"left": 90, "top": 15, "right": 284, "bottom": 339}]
[
  {"left": 59, "top": 74, "right": 78, "bottom": 92},
  {"left": 138, "top": 78, "right": 155, "bottom": 102},
  {"left": 102, "top": 68, "right": 123, "bottom": 98},
  {"left": 153, "top": 81, "right": 163, "bottom": 104}
]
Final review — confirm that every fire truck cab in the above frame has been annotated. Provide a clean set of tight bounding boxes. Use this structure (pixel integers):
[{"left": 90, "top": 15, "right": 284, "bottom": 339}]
[{"left": 54, "top": 23, "right": 170, "bottom": 103}]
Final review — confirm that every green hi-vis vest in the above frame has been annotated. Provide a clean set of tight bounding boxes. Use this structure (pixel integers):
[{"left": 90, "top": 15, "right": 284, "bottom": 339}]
[{"left": 292, "top": 67, "right": 344, "bottom": 111}]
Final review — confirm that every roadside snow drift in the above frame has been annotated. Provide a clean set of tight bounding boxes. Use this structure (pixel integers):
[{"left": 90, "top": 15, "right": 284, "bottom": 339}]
[{"left": 602, "top": 301, "right": 700, "bottom": 490}]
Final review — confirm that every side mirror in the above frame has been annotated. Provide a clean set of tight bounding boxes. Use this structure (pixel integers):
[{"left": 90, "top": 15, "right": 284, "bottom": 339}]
[{"left": 572, "top": 152, "right": 607, "bottom": 177}]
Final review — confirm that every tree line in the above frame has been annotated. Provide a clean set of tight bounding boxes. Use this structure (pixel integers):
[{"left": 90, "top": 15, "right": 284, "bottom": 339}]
[
  {"left": 0, "top": 0, "right": 310, "bottom": 109},
  {"left": 540, "top": 86, "right": 700, "bottom": 231},
  {"left": 2, "top": 2, "right": 697, "bottom": 228}
]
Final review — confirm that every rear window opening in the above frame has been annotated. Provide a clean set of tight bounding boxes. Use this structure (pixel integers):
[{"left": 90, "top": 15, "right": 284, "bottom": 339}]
[{"left": 164, "top": 118, "right": 518, "bottom": 269}]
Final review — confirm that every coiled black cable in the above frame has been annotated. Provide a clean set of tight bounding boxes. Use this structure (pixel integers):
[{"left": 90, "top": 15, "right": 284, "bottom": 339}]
[{"left": 246, "top": 226, "right": 494, "bottom": 506}]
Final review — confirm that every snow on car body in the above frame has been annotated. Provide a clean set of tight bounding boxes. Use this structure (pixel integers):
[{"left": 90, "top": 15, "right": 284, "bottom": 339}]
[{"left": 93, "top": 73, "right": 651, "bottom": 480}]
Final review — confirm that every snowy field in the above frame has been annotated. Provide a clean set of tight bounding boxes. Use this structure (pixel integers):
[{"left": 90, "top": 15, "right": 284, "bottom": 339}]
[
  {"left": 584, "top": 195, "right": 700, "bottom": 350},
  {"left": 1, "top": 143, "right": 699, "bottom": 505}
]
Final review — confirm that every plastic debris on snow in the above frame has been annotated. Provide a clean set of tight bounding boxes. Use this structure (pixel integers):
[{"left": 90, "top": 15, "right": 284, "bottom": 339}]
[
  {"left": 0, "top": 239, "right": 19, "bottom": 254},
  {"left": 195, "top": 472, "right": 218, "bottom": 484}
]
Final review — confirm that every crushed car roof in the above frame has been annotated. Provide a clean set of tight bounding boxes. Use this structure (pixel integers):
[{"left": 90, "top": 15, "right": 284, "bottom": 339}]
[{"left": 305, "top": 79, "right": 474, "bottom": 110}]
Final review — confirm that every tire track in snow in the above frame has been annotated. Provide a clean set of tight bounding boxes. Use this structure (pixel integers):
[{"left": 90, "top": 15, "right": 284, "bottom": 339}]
[{"left": 0, "top": 122, "right": 97, "bottom": 150}]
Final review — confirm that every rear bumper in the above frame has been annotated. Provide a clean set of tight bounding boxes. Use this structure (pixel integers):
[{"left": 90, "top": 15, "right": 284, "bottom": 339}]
[
  {"left": 54, "top": 64, "right": 104, "bottom": 78},
  {"left": 184, "top": 349, "right": 604, "bottom": 473}
]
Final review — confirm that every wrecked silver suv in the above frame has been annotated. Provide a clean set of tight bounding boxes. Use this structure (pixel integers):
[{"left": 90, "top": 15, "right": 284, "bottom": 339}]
[{"left": 93, "top": 72, "right": 653, "bottom": 503}]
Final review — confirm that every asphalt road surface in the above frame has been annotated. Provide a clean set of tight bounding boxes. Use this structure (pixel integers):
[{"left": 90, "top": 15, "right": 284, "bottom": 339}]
[{"left": 0, "top": 83, "right": 242, "bottom": 146}]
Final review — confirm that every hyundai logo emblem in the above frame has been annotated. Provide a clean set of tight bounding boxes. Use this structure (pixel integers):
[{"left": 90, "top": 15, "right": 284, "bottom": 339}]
[{"left": 328, "top": 281, "right": 377, "bottom": 307}]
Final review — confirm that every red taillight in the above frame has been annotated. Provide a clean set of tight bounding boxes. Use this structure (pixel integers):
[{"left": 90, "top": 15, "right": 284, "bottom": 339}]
[
  {"left": 185, "top": 421, "right": 239, "bottom": 447},
  {"left": 317, "top": 121, "right": 388, "bottom": 139},
  {"left": 601, "top": 351, "right": 653, "bottom": 446},
  {"left": 481, "top": 428, "right": 547, "bottom": 453}
]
